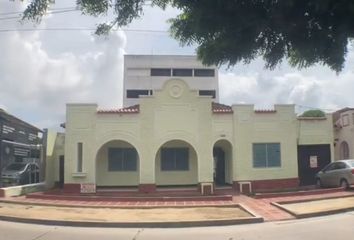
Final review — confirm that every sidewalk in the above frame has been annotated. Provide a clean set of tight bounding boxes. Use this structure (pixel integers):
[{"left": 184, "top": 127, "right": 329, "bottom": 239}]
[{"left": 0, "top": 189, "right": 353, "bottom": 226}]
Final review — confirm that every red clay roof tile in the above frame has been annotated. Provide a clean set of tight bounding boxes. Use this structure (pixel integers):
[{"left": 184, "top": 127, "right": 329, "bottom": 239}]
[
  {"left": 97, "top": 105, "right": 140, "bottom": 114},
  {"left": 212, "top": 102, "right": 233, "bottom": 113}
]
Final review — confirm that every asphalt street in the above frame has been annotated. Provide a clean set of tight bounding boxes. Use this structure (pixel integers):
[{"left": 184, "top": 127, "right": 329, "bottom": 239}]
[{"left": 1, "top": 211, "right": 354, "bottom": 240}]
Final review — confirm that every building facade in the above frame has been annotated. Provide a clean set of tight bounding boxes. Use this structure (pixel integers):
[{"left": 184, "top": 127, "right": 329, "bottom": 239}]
[
  {"left": 333, "top": 108, "right": 354, "bottom": 160},
  {"left": 0, "top": 108, "right": 42, "bottom": 184},
  {"left": 63, "top": 79, "right": 334, "bottom": 194},
  {"left": 123, "top": 55, "right": 219, "bottom": 107}
]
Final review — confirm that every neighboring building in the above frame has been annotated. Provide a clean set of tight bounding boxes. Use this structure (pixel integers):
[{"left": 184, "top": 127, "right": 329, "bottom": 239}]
[
  {"left": 44, "top": 130, "right": 65, "bottom": 188},
  {"left": 123, "top": 55, "right": 219, "bottom": 107},
  {"left": 333, "top": 107, "right": 354, "bottom": 160},
  {"left": 63, "top": 78, "right": 334, "bottom": 194},
  {"left": 0, "top": 109, "right": 42, "bottom": 182}
]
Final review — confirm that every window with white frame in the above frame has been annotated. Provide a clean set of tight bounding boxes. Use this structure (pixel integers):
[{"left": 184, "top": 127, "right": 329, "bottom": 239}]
[
  {"left": 161, "top": 148, "right": 189, "bottom": 171},
  {"left": 77, "top": 142, "right": 83, "bottom": 172},
  {"left": 172, "top": 69, "right": 193, "bottom": 77},
  {"left": 194, "top": 69, "right": 215, "bottom": 77},
  {"left": 253, "top": 143, "right": 281, "bottom": 168},
  {"left": 150, "top": 68, "right": 171, "bottom": 76},
  {"left": 108, "top": 148, "right": 138, "bottom": 171},
  {"left": 199, "top": 90, "right": 216, "bottom": 98},
  {"left": 340, "top": 141, "right": 350, "bottom": 159},
  {"left": 342, "top": 114, "right": 350, "bottom": 126}
]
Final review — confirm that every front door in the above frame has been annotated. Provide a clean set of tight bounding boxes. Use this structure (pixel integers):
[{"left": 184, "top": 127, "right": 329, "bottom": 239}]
[
  {"left": 297, "top": 144, "right": 331, "bottom": 186},
  {"left": 59, "top": 155, "right": 64, "bottom": 188},
  {"left": 213, "top": 147, "right": 225, "bottom": 185}
]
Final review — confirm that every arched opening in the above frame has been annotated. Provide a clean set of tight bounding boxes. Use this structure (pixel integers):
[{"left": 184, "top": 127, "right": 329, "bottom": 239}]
[
  {"left": 340, "top": 141, "right": 350, "bottom": 159},
  {"left": 213, "top": 139, "right": 233, "bottom": 186},
  {"left": 155, "top": 140, "right": 198, "bottom": 186},
  {"left": 96, "top": 140, "right": 139, "bottom": 187}
]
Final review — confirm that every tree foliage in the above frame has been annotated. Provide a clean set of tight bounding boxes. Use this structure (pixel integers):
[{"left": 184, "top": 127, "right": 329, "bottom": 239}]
[
  {"left": 300, "top": 109, "right": 326, "bottom": 117},
  {"left": 20, "top": 0, "right": 354, "bottom": 72}
]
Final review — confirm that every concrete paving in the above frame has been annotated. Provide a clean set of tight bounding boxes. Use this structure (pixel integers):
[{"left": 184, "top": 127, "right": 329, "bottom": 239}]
[
  {"left": 0, "top": 189, "right": 353, "bottom": 227},
  {"left": 274, "top": 196, "right": 354, "bottom": 218},
  {"left": 0, "top": 202, "right": 262, "bottom": 227}
]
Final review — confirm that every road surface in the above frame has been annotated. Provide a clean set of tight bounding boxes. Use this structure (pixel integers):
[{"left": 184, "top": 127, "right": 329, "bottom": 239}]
[{"left": 1, "top": 211, "right": 354, "bottom": 240}]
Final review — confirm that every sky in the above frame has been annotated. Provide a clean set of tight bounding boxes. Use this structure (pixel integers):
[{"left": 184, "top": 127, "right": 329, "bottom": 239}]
[{"left": 1, "top": 0, "right": 354, "bottom": 131}]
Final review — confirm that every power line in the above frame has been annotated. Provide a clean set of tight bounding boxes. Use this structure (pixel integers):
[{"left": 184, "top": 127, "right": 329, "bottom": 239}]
[
  {"left": 0, "top": 27, "right": 168, "bottom": 34},
  {"left": 0, "top": 1, "right": 154, "bottom": 16},
  {"left": 0, "top": 16, "right": 21, "bottom": 21},
  {"left": 0, "top": 27, "right": 94, "bottom": 32},
  {"left": 0, "top": 8, "right": 79, "bottom": 21},
  {"left": 0, "top": 0, "right": 154, "bottom": 18},
  {"left": 0, "top": 6, "right": 77, "bottom": 16}
]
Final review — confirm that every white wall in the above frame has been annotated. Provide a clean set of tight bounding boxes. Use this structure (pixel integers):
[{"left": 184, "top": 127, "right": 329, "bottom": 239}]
[{"left": 123, "top": 55, "right": 219, "bottom": 107}]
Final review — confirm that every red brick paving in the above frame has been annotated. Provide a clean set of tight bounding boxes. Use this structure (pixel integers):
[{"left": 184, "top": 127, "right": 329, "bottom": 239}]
[
  {"left": 1, "top": 190, "right": 354, "bottom": 222},
  {"left": 233, "top": 195, "right": 294, "bottom": 221}
]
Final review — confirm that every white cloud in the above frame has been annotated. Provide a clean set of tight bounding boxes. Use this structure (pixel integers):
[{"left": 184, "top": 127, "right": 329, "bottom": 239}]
[
  {"left": 0, "top": 1, "right": 126, "bottom": 129},
  {"left": 219, "top": 48, "right": 354, "bottom": 113}
]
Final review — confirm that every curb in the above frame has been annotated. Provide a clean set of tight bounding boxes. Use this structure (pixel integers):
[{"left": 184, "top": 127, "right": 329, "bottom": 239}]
[
  {"left": 0, "top": 215, "right": 264, "bottom": 228},
  {"left": 0, "top": 198, "right": 236, "bottom": 209},
  {"left": 271, "top": 202, "right": 354, "bottom": 219},
  {"left": 26, "top": 192, "right": 233, "bottom": 202},
  {"left": 271, "top": 195, "right": 354, "bottom": 219},
  {"left": 0, "top": 202, "right": 264, "bottom": 228},
  {"left": 272, "top": 193, "right": 354, "bottom": 205},
  {"left": 253, "top": 187, "right": 346, "bottom": 199}
]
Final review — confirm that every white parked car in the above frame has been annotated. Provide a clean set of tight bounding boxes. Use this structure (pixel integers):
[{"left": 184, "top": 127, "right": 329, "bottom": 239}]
[{"left": 316, "top": 159, "right": 354, "bottom": 189}]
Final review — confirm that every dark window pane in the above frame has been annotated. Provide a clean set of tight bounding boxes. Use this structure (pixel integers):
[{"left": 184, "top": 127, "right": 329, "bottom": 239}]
[
  {"left": 253, "top": 143, "right": 281, "bottom": 168},
  {"left": 108, "top": 148, "right": 123, "bottom": 171},
  {"left": 108, "top": 148, "right": 137, "bottom": 171},
  {"left": 124, "top": 148, "right": 137, "bottom": 171},
  {"left": 126, "top": 89, "right": 150, "bottom": 98},
  {"left": 324, "top": 163, "right": 336, "bottom": 171},
  {"left": 199, "top": 90, "right": 216, "bottom": 99},
  {"left": 267, "top": 143, "right": 281, "bottom": 167},
  {"left": 337, "top": 162, "right": 347, "bottom": 169},
  {"left": 194, "top": 69, "right": 215, "bottom": 77},
  {"left": 253, "top": 144, "right": 267, "bottom": 168},
  {"left": 77, "top": 142, "right": 83, "bottom": 172},
  {"left": 161, "top": 148, "right": 189, "bottom": 171},
  {"left": 175, "top": 148, "right": 189, "bottom": 170},
  {"left": 172, "top": 69, "right": 193, "bottom": 76},
  {"left": 161, "top": 148, "right": 174, "bottom": 170},
  {"left": 151, "top": 68, "right": 171, "bottom": 76}
]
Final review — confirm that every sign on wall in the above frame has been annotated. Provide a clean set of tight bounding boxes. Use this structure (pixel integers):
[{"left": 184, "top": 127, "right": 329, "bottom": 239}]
[
  {"left": 80, "top": 183, "right": 96, "bottom": 193},
  {"left": 309, "top": 156, "right": 318, "bottom": 168}
]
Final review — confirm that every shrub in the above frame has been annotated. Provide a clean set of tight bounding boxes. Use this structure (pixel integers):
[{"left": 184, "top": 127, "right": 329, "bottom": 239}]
[{"left": 300, "top": 110, "right": 325, "bottom": 117}]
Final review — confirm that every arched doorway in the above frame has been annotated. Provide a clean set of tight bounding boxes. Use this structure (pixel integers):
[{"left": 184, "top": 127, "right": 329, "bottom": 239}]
[
  {"left": 96, "top": 140, "right": 139, "bottom": 187},
  {"left": 155, "top": 140, "right": 198, "bottom": 186},
  {"left": 213, "top": 140, "right": 233, "bottom": 186},
  {"left": 340, "top": 141, "right": 350, "bottom": 159}
]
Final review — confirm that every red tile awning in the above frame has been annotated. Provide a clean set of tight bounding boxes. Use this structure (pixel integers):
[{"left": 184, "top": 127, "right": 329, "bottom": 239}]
[
  {"left": 254, "top": 109, "right": 277, "bottom": 113},
  {"left": 212, "top": 102, "right": 233, "bottom": 113},
  {"left": 97, "top": 105, "right": 140, "bottom": 114}
]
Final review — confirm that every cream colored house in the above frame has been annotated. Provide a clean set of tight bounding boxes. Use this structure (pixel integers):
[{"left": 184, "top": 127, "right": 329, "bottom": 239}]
[
  {"left": 333, "top": 108, "right": 354, "bottom": 160},
  {"left": 61, "top": 79, "right": 334, "bottom": 194}
]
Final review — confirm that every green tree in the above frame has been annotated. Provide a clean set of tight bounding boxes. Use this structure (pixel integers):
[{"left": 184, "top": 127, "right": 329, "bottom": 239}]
[
  {"left": 20, "top": 0, "right": 354, "bottom": 72},
  {"left": 300, "top": 110, "right": 326, "bottom": 117}
]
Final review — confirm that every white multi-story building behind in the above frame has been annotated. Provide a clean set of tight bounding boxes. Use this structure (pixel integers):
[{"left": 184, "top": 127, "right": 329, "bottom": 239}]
[{"left": 123, "top": 55, "right": 219, "bottom": 107}]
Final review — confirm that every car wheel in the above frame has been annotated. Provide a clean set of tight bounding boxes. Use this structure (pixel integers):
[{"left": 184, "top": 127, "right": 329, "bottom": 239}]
[
  {"left": 340, "top": 179, "right": 349, "bottom": 190},
  {"left": 315, "top": 178, "right": 322, "bottom": 188}
]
